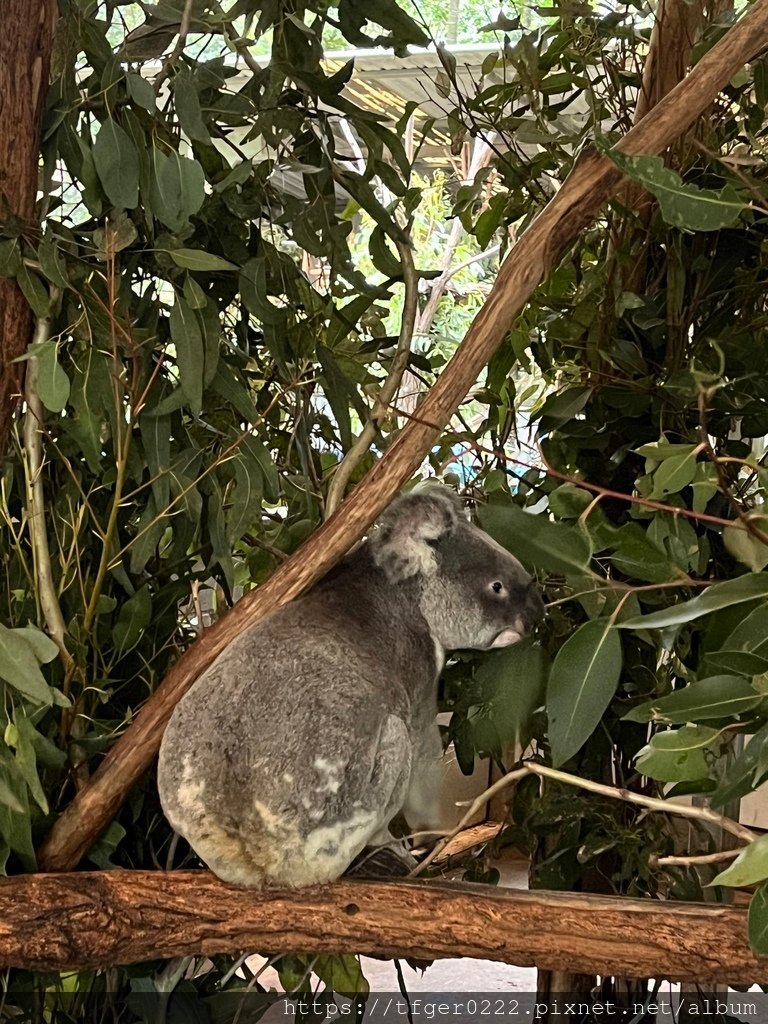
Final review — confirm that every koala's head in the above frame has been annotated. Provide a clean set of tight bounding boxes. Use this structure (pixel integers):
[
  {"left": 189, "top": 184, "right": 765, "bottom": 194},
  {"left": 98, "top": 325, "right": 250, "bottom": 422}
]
[{"left": 370, "top": 487, "right": 544, "bottom": 652}]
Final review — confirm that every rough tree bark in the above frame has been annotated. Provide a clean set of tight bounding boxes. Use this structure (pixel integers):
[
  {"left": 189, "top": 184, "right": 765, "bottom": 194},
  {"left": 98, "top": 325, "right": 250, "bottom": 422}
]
[
  {"left": 0, "top": 872, "right": 765, "bottom": 982},
  {"left": 37, "top": 0, "right": 768, "bottom": 873},
  {"left": 0, "top": 0, "right": 58, "bottom": 458}
]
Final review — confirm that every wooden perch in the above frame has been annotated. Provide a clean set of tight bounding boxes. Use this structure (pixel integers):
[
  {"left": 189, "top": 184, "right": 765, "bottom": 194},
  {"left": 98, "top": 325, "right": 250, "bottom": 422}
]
[
  {"left": 1, "top": 871, "right": 766, "bottom": 983},
  {"left": 37, "top": 0, "right": 768, "bottom": 874}
]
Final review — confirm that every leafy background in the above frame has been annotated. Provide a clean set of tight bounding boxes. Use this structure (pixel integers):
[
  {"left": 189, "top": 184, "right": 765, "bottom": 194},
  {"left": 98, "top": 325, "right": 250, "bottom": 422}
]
[{"left": 4, "top": 0, "right": 768, "bottom": 1012}]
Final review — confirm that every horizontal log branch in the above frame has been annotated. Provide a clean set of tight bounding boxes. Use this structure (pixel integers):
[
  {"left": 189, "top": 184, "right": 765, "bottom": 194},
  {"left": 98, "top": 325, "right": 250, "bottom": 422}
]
[{"left": 1, "top": 871, "right": 766, "bottom": 983}]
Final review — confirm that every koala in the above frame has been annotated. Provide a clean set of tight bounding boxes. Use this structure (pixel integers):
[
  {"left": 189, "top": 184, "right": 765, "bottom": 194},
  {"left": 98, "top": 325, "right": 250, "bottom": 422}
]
[{"left": 157, "top": 487, "right": 544, "bottom": 888}]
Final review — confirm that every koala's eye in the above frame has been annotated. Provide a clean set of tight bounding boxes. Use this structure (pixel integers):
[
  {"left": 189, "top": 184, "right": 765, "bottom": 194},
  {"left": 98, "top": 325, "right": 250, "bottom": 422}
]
[{"left": 490, "top": 580, "right": 505, "bottom": 595}]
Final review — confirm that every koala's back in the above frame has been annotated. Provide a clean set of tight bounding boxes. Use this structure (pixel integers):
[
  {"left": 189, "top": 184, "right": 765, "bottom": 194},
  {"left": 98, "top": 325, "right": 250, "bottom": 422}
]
[{"left": 158, "top": 546, "right": 436, "bottom": 887}]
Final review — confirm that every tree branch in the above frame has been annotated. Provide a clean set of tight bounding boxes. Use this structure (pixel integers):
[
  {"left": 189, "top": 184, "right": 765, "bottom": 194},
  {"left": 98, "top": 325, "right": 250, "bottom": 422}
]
[
  {"left": 0, "top": 0, "right": 57, "bottom": 460},
  {"left": 412, "top": 763, "right": 757, "bottom": 877},
  {"left": 37, "top": 0, "right": 768, "bottom": 872},
  {"left": 21, "top": 303, "right": 73, "bottom": 667},
  {"left": 1, "top": 871, "right": 765, "bottom": 982}
]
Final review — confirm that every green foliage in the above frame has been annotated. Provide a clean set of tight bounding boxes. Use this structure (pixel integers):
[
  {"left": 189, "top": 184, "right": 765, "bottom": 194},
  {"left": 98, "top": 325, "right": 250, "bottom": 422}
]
[
  {"left": 607, "top": 152, "right": 746, "bottom": 233},
  {"left": 5, "top": 0, "right": 768, "bottom": 1002},
  {"left": 547, "top": 619, "right": 623, "bottom": 767}
]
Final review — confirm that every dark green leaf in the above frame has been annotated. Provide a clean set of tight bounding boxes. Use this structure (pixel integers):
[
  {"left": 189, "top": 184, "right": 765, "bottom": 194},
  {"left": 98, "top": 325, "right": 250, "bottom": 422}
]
[
  {"left": 112, "top": 587, "right": 152, "bottom": 656},
  {"left": 127, "top": 72, "right": 156, "bottom": 112},
  {"left": 619, "top": 574, "right": 768, "bottom": 630},
  {"left": 709, "top": 723, "right": 768, "bottom": 808},
  {"left": 16, "top": 263, "right": 50, "bottom": 318},
  {"left": 93, "top": 119, "right": 140, "bottom": 209},
  {"left": 38, "top": 235, "right": 71, "bottom": 289},
  {"left": 623, "top": 676, "right": 762, "bottom": 724},
  {"left": 475, "top": 639, "right": 549, "bottom": 749},
  {"left": 169, "top": 292, "right": 204, "bottom": 413},
  {"left": 149, "top": 147, "right": 205, "bottom": 231},
  {"left": 12, "top": 627, "right": 58, "bottom": 664},
  {"left": 0, "top": 624, "right": 52, "bottom": 705},
  {"left": 547, "top": 618, "right": 622, "bottom": 766},
  {"left": 9, "top": 714, "right": 48, "bottom": 814},
  {"left": 478, "top": 502, "right": 593, "bottom": 577},
  {"left": 173, "top": 70, "right": 211, "bottom": 143},
  {"left": 32, "top": 340, "right": 70, "bottom": 413},
  {"left": 749, "top": 884, "right": 768, "bottom": 954},
  {"left": 169, "top": 249, "right": 238, "bottom": 272}
]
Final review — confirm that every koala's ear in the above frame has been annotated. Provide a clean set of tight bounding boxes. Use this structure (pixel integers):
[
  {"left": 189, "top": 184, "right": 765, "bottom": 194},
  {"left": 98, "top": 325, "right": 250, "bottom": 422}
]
[{"left": 370, "top": 487, "right": 462, "bottom": 582}]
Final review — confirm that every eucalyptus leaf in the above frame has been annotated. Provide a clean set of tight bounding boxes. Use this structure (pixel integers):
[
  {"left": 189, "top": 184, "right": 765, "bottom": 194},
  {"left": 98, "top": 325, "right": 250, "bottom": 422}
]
[
  {"left": 472, "top": 639, "right": 549, "bottom": 751},
  {"left": 32, "top": 341, "right": 70, "bottom": 413},
  {"left": 10, "top": 714, "right": 48, "bottom": 814},
  {"left": 173, "top": 70, "right": 211, "bottom": 143},
  {"left": 127, "top": 72, "right": 156, "bottom": 112},
  {"left": 724, "top": 522, "right": 768, "bottom": 572},
  {"left": 12, "top": 627, "right": 59, "bottom": 664},
  {"left": 16, "top": 263, "right": 50, "bottom": 318},
  {"left": 478, "top": 503, "right": 593, "bottom": 577},
  {"left": 609, "top": 152, "right": 745, "bottom": 232},
  {"left": 112, "top": 587, "right": 152, "bottom": 656},
  {"left": 749, "top": 884, "right": 768, "bottom": 954},
  {"left": 619, "top": 574, "right": 768, "bottom": 630},
  {"left": 0, "top": 624, "right": 52, "bottom": 705},
  {"left": 649, "top": 450, "right": 699, "bottom": 498},
  {"left": 635, "top": 725, "right": 719, "bottom": 783},
  {"left": 169, "top": 292, "right": 204, "bottom": 413},
  {"left": 149, "top": 147, "right": 205, "bottom": 231},
  {"left": 169, "top": 249, "right": 238, "bottom": 272},
  {"left": 93, "top": 119, "right": 140, "bottom": 209},
  {"left": 709, "top": 722, "right": 768, "bottom": 808},
  {"left": 547, "top": 618, "right": 622, "bottom": 766},
  {"left": 712, "top": 834, "right": 768, "bottom": 887},
  {"left": 623, "top": 676, "right": 762, "bottom": 724}
]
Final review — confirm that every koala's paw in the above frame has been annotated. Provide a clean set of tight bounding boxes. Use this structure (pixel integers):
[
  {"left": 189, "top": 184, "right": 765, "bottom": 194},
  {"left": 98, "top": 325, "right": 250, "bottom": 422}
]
[{"left": 344, "top": 843, "right": 417, "bottom": 879}]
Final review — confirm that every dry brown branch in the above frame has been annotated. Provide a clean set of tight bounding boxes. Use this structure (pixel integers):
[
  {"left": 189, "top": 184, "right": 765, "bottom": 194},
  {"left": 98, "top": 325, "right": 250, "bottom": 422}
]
[
  {"left": 412, "top": 763, "right": 757, "bottom": 877},
  {"left": 37, "top": 0, "right": 768, "bottom": 873},
  {"left": 1, "top": 871, "right": 766, "bottom": 982},
  {"left": 653, "top": 849, "right": 741, "bottom": 867}
]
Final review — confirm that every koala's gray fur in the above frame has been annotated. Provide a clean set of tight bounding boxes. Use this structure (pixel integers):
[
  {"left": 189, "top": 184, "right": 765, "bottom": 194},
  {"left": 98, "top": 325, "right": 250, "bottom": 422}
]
[{"left": 157, "top": 487, "right": 544, "bottom": 888}]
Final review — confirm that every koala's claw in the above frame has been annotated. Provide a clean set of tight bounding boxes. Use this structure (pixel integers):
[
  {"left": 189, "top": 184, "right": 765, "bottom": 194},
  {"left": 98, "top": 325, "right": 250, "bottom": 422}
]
[{"left": 344, "top": 843, "right": 417, "bottom": 880}]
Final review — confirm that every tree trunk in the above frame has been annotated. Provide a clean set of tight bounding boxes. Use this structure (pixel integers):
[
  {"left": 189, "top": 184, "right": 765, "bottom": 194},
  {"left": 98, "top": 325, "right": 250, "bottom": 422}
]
[
  {"left": 37, "top": 0, "right": 768, "bottom": 873},
  {"left": 0, "top": 0, "right": 57, "bottom": 458},
  {"left": 0, "top": 871, "right": 765, "bottom": 982},
  {"left": 616, "top": 0, "right": 705, "bottom": 294}
]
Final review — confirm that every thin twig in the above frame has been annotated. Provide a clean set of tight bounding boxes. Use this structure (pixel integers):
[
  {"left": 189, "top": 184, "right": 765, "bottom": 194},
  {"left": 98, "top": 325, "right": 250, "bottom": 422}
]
[
  {"left": 443, "top": 244, "right": 501, "bottom": 284},
  {"left": 384, "top": 414, "right": 757, "bottom": 535},
  {"left": 153, "top": 0, "right": 196, "bottom": 93},
  {"left": 21, "top": 296, "right": 73, "bottom": 670},
  {"left": 325, "top": 238, "right": 419, "bottom": 517},
  {"left": 222, "top": 21, "right": 263, "bottom": 77},
  {"left": 410, "top": 762, "right": 757, "bottom": 877},
  {"left": 652, "top": 848, "right": 741, "bottom": 867}
]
